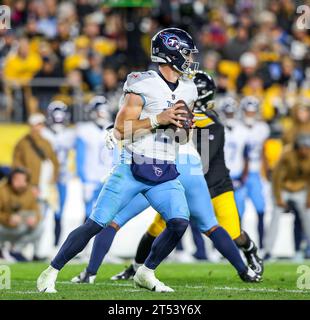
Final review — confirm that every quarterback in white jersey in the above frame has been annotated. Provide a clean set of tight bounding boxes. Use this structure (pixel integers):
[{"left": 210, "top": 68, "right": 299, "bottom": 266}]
[
  {"left": 122, "top": 70, "right": 197, "bottom": 162},
  {"left": 75, "top": 96, "right": 114, "bottom": 220},
  {"left": 37, "top": 28, "right": 203, "bottom": 294},
  {"left": 42, "top": 101, "right": 76, "bottom": 246}
]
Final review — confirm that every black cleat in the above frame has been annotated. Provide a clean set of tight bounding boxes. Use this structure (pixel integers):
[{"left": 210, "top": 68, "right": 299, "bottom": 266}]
[
  {"left": 71, "top": 269, "right": 96, "bottom": 284},
  {"left": 239, "top": 267, "right": 262, "bottom": 283},
  {"left": 9, "top": 251, "right": 28, "bottom": 262},
  {"left": 111, "top": 264, "right": 136, "bottom": 281},
  {"left": 243, "top": 242, "right": 264, "bottom": 276}
]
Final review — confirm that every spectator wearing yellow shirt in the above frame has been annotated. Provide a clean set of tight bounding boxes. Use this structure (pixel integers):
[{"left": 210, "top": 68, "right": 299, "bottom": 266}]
[
  {"left": 64, "top": 36, "right": 90, "bottom": 74},
  {"left": 3, "top": 37, "right": 42, "bottom": 120},
  {"left": 3, "top": 37, "right": 42, "bottom": 86}
]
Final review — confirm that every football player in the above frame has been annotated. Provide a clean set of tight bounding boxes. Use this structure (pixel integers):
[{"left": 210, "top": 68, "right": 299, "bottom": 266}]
[
  {"left": 220, "top": 97, "right": 250, "bottom": 221},
  {"left": 71, "top": 72, "right": 262, "bottom": 285},
  {"left": 239, "top": 96, "right": 270, "bottom": 249},
  {"left": 37, "top": 28, "right": 202, "bottom": 293},
  {"left": 75, "top": 96, "right": 114, "bottom": 220},
  {"left": 42, "top": 101, "right": 75, "bottom": 246},
  {"left": 108, "top": 72, "right": 263, "bottom": 281}
]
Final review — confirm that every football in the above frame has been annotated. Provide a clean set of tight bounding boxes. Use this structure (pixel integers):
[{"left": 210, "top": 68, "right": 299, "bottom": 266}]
[
  {"left": 167, "top": 100, "right": 194, "bottom": 143},
  {"left": 169, "top": 100, "right": 194, "bottom": 131}
]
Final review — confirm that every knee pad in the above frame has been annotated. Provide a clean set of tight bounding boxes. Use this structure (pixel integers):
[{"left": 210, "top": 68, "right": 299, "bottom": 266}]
[{"left": 166, "top": 218, "right": 189, "bottom": 237}]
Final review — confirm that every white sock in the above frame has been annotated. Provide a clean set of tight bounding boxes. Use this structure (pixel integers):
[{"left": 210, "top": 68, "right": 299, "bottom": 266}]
[
  {"left": 47, "top": 265, "right": 59, "bottom": 277},
  {"left": 133, "top": 261, "right": 142, "bottom": 272},
  {"left": 140, "top": 264, "right": 155, "bottom": 274}
]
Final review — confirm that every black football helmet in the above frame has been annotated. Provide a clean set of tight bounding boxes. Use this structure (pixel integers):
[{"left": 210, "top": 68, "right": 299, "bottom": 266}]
[
  {"left": 193, "top": 71, "right": 216, "bottom": 113},
  {"left": 151, "top": 28, "right": 199, "bottom": 75}
]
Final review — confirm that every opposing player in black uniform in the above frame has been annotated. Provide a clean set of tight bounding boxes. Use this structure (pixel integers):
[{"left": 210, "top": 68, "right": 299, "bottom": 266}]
[{"left": 110, "top": 71, "right": 264, "bottom": 281}]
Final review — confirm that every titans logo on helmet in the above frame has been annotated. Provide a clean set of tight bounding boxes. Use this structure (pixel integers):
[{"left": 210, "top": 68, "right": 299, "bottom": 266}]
[{"left": 159, "top": 32, "right": 181, "bottom": 50}]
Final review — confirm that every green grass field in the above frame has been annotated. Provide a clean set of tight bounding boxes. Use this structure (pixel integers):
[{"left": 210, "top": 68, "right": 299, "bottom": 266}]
[{"left": 0, "top": 262, "right": 310, "bottom": 300}]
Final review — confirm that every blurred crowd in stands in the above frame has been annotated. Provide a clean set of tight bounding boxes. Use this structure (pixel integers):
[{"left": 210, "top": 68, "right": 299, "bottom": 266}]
[
  {"left": 0, "top": 0, "right": 310, "bottom": 262},
  {"left": 0, "top": 0, "right": 309, "bottom": 124}
]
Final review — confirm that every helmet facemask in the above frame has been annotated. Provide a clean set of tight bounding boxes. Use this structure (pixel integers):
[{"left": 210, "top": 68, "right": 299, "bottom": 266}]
[
  {"left": 169, "top": 48, "right": 199, "bottom": 75},
  {"left": 193, "top": 71, "right": 216, "bottom": 113}
]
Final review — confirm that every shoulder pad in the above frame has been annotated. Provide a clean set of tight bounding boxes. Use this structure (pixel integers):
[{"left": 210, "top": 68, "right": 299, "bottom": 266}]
[{"left": 125, "top": 71, "right": 156, "bottom": 87}]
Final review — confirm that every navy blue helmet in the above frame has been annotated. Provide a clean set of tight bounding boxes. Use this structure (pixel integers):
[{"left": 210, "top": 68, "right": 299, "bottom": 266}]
[
  {"left": 193, "top": 71, "right": 216, "bottom": 113},
  {"left": 151, "top": 28, "right": 199, "bottom": 74}
]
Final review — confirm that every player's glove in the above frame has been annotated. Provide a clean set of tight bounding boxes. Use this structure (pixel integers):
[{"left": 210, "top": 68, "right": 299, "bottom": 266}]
[{"left": 103, "top": 128, "right": 117, "bottom": 150}]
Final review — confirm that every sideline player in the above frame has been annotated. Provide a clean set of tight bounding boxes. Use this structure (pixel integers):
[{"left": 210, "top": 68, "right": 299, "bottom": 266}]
[
  {"left": 75, "top": 96, "right": 114, "bottom": 220},
  {"left": 219, "top": 97, "right": 250, "bottom": 221},
  {"left": 42, "top": 101, "right": 75, "bottom": 246},
  {"left": 238, "top": 96, "right": 270, "bottom": 249}
]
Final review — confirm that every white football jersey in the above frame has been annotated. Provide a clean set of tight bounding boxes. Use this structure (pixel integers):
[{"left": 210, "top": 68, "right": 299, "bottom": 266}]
[
  {"left": 42, "top": 126, "right": 76, "bottom": 183},
  {"left": 224, "top": 120, "right": 249, "bottom": 179},
  {"left": 76, "top": 122, "right": 114, "bottom": 183},
  {"left": 246, "top": 121, "right": 270, "bottom": 172},
  {"left": 179, "top": 140, "right": 200, "bottom": 158},
  {"left": 121, "top": 70, "right": 198, "bottom": 162}
]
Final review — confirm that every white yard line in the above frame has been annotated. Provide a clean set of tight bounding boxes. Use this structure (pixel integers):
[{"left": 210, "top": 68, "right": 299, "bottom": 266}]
[
  {"left": 214, "top": 286, "right": 309, "bottom": 294},
  {"left": 1, "top": 291, "right": 39, "bottom": 294},
  {"left": 6, "top": 280, "right": 310, "bottom": 295}
]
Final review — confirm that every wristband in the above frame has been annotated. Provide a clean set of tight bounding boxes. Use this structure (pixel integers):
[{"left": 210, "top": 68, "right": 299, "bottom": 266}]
[{"left": 150, "top": 115, "right": 160, "bottom": 129}]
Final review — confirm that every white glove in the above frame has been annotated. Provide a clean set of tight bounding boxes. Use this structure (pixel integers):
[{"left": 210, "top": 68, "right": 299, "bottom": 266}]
[{"left": 103, "top": 128, "right": 118, "bottom": 150}]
